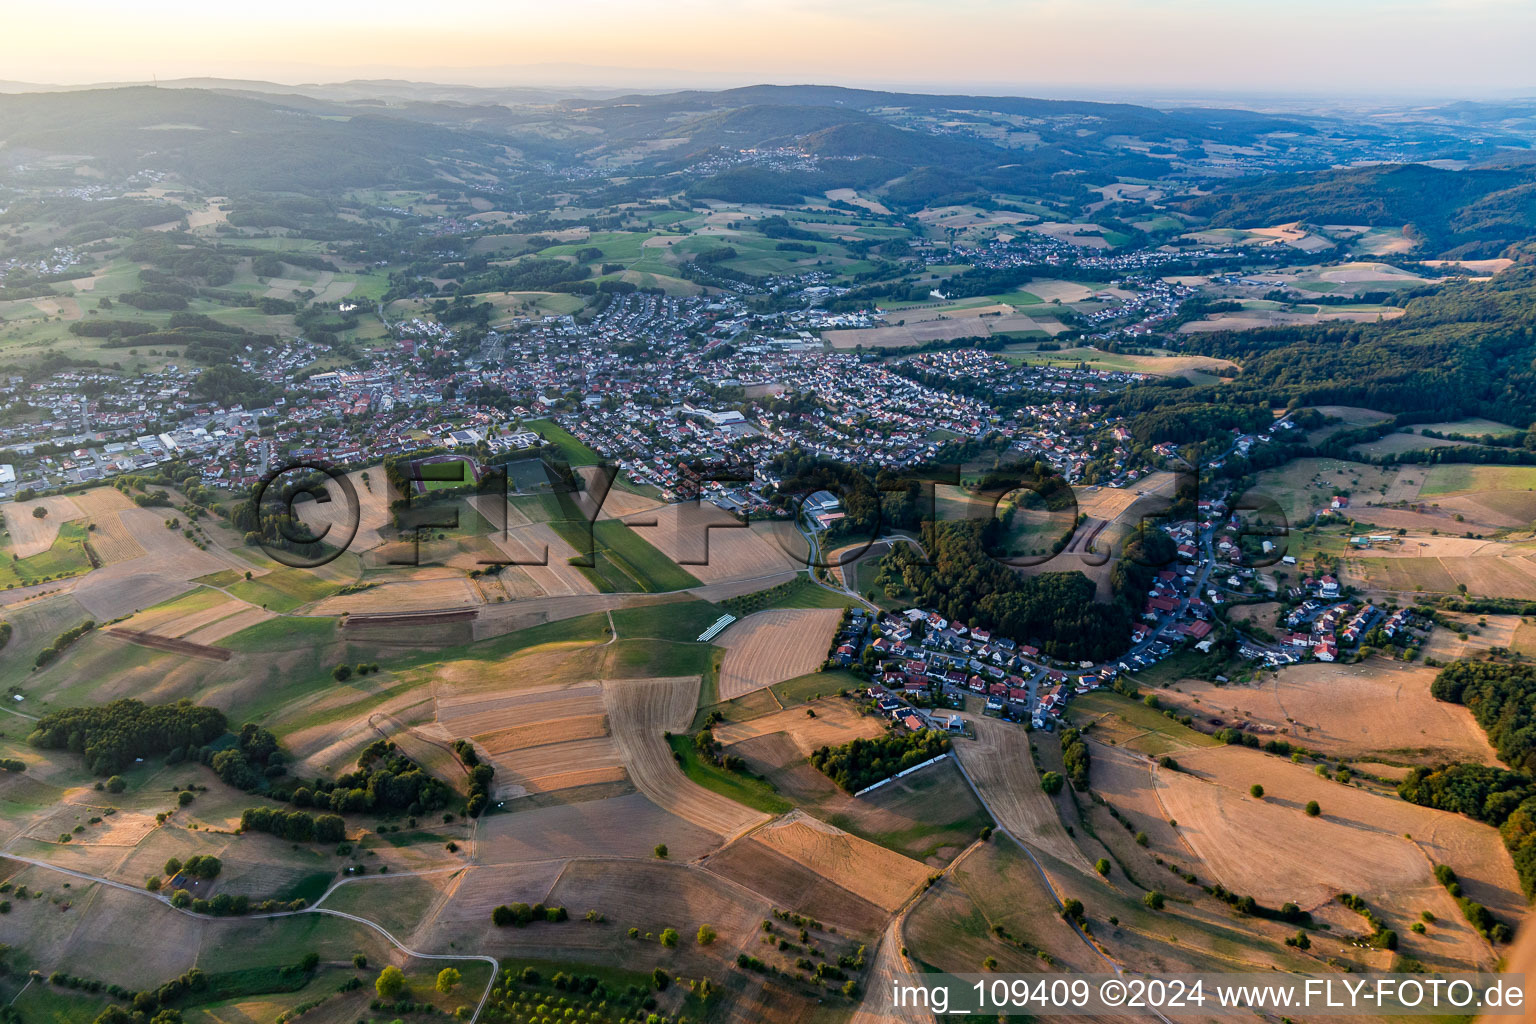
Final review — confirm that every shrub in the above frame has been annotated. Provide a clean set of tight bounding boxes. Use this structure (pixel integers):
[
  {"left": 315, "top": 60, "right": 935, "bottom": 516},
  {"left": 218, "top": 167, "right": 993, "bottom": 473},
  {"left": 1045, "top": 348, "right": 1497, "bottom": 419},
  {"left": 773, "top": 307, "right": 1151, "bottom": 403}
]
[
  {"left": 1305, "top": 801, "right": 1321, "bottom": 817},
  {"left": 375, "top": 966, "right": 406, "bottom": 1000}
]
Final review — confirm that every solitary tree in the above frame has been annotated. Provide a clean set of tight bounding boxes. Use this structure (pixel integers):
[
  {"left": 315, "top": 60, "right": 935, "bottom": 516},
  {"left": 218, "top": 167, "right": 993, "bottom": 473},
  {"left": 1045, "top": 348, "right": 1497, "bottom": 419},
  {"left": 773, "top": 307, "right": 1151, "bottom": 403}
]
[
  {"left": 1143, "top": 891, "right": 1166, "bottom": 911},
  {"left": 1305, "top": 800, "right": 1321, "bottom": 817},
  {"left": 435, "top": 968, "right": 461, "bottom": 994},
  {"left": 653, "top": 843, "right": 668, "bottom": 859},
  {"left": 697, "top": 924, "right": 717, "bottom": 946},
  {"left": 1095, "top": 858, "right": 1111, "bottom": 876},
  {"left": 376, "top": 966, "right": 406, "bottom": 1000},
  {"left": 1249, "top": 784, "right": 1264, "bottom": 799},
  {"left": 660, "top": 927, "right": 679, "bottom": 948},
  {"left": 32, "top": 507, "right": 46, "bottom": 520}
]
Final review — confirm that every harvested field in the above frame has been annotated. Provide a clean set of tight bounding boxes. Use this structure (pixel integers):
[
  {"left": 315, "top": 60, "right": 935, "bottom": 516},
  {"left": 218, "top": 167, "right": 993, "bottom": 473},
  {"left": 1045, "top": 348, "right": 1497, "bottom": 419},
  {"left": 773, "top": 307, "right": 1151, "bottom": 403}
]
[
  {"left": 713, "top": 697, "right": 885, "bottom": 751},
  {"left": 753, "top": 810, "right": 930, "bottom": 912},
  {"left": 604, "top": 676, "right": 771, "bottom": 840},
  {"left": 182, "top": 605, "right": 275, "bottom": 644},
  {"left": 314, "top": 576, "right": 482, "bottom": 615},
  {"left": 591, "top": 481, "right": 663, "bottom": 519},
  {"left": 474, "top": 792, "right": 721, "bottom": 864},
  {"left": 292, "top": 468, "right": 394, "bottom": 552},
  {"left": 71, "top": 571, "right": 195, "bottom": 620},
  {"left": 26, "top": 805, "right": 158, "bottom": 846},
  {"left": 70, "top": 488, "right": 145, "bottom": 563},
  {"left": 69, "top": 486, "right": 135, "bottom": 517},
  {"left": 1157, "top": 745, "right": 1523, "bottom": 952},
  {"left": 953, "top": 717, "right": 1087, "bottom": 868},
  {"left": 715, "top": 608, "right": 841, "bottom": 699},
  {"left": 478, "top": 715, "right": 609, "bottom": 754},
  {"left": 434, "top": 682, "right": 624, "bottom": 797},
  {"left": 483, "top": 522, "right": 601, "bottom": 596},
  {"left": 81, "top": 509, "right": 146, "bottom": 564},
  {"left": 703, "top": 834, "right": 888, "bottom": 935},
  {"left": 105, "top": 628, "right": 233, "bottom": 661},
  {"left": 438, "top": 682, "right": 606, "bottom": 733},
  {"left": 2, "top": 495, "right": 82, "bottom": 557},
  {"left": 1158, "top": 660, "right": 1497, "bottom": 766},
  {"left": 491, "top": 736, "right": 625, "bottom": 796},
  {"left": 624, "top": 504, "right": 801, "bottom": 584}
]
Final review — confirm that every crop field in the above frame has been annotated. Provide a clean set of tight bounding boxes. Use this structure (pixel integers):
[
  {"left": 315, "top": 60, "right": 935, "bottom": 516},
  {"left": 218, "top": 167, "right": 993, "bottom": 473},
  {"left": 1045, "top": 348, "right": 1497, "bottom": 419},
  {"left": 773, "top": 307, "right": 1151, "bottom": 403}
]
[
  {"left": 952, "top": 717, "right": 1088, "bottom": 869},
  {"left": 1158, "top": 660, "right": 1496, "bottom": 766},
  {"left": 752, "top": 810, "right": 932, "bottom": 912},
  {"left": 713, "top": 696, "right": 885, "bottom": 750},
  {"left": 604, "top": 676, "right": 771, "bottom": 840},
  {"left": 622, "top": 504, "right": 801, "bottom": 584},
  {"left": 703, "top": 834, "right": 887, "bottom": 935},
  {"left": 714, "top": 608, "right": 841, "bottom": 699}
]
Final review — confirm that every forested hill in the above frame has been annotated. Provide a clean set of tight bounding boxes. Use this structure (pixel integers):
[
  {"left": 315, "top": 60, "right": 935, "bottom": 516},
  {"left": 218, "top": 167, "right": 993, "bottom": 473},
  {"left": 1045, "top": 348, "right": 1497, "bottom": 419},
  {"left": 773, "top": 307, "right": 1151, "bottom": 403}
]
[
  {"left": 1177, "top": 164, "right": 1536, "bottom": 258},
  {"left": 1173, "top": 267, "right": 1536, "bottom": 428},
  {"left": 0, "top": 87, "right": 514, "bottom": 189}
]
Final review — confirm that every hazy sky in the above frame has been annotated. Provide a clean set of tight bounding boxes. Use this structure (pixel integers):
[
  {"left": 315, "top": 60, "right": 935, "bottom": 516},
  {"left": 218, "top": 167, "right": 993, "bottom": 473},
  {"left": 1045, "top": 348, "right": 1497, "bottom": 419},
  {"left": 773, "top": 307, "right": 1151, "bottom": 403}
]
[{"left": 6, "top": 0, "right": 1533, "bottom": 98}]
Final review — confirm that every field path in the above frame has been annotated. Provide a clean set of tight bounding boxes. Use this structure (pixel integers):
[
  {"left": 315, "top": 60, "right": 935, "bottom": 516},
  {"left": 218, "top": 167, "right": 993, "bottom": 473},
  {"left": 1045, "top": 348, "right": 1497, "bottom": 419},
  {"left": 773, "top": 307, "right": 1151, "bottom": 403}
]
[
  {"left": 603, "top": 676, "right": 770, "bottom": 841},
  {"left": 0, "top": 856, "right": 499, "bottom": 1021}
]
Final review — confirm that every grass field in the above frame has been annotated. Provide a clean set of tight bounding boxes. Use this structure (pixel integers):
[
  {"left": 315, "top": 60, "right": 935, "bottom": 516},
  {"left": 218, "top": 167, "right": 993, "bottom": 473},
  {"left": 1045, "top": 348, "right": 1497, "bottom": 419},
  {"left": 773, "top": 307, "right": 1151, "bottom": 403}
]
[
  {"left": 1066, "top": 689, "right": 1221, "bottom": 756},
  {"left": 227, "top": 568, "right": 341, "bottom": 612},
  {"left": 770, "top": 669, "right": 863, "bottom": 706},
  {"left": 1420, "top": 464, "right": 1536, "bottom": 497},
  {"left": 609, "top": 598, "right": 724, "bottom": 641},
  {"left": 721, "top": 574, "right": 848, "bottom": 614},
  {"left": 525, "top": 419, "right": 602, "bottom": 467},
  {"left": 0, "top": 521, "right": 91, "bottom": 587},
  {"left": 666, "top": 733, "right": 793, "bottom": 815},
  {"left": 548, "top": 518, "right": 700, "bottom": 592}
]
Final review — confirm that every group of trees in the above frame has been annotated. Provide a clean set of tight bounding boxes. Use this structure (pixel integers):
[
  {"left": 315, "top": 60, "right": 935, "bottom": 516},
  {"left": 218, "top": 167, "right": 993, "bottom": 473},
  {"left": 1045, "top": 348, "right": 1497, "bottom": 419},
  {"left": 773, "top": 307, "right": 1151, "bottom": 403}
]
[
  {"left": 451, "top": 739, "right": 495, "bottom": 817},
  {"left": 28, "top": 699, "right": 227, "bottom": 775},
  {"left": 878, "top": 520, "right": 1173, "bottom": 662},
  {"left": 1399, "top": 660, "right": 1536, "bottom": 900},
  {"left": 1060, "top": 728, "right": 1090, "bottom": 790},
  {"left": 809, "top": 730, "right": 950, "bottom": 793},
  {"left": 238, "top": 806, "right": 346, "bottom": 843},
  {"left": 33, "top": 620, "right": 96, "bottom": 669},
  {"left": 207, "top": 723, "right": 286, "bottom": 791},
  {"left": 491, "top": 902, "right": 569, "bottom": 927}
]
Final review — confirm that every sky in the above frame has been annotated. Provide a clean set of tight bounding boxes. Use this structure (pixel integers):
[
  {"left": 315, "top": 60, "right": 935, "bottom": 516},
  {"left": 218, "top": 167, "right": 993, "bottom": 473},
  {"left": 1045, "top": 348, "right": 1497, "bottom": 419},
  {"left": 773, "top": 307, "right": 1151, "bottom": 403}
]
[{"left": 5, "top": 0, "right": 1534, "bottom": 99}]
